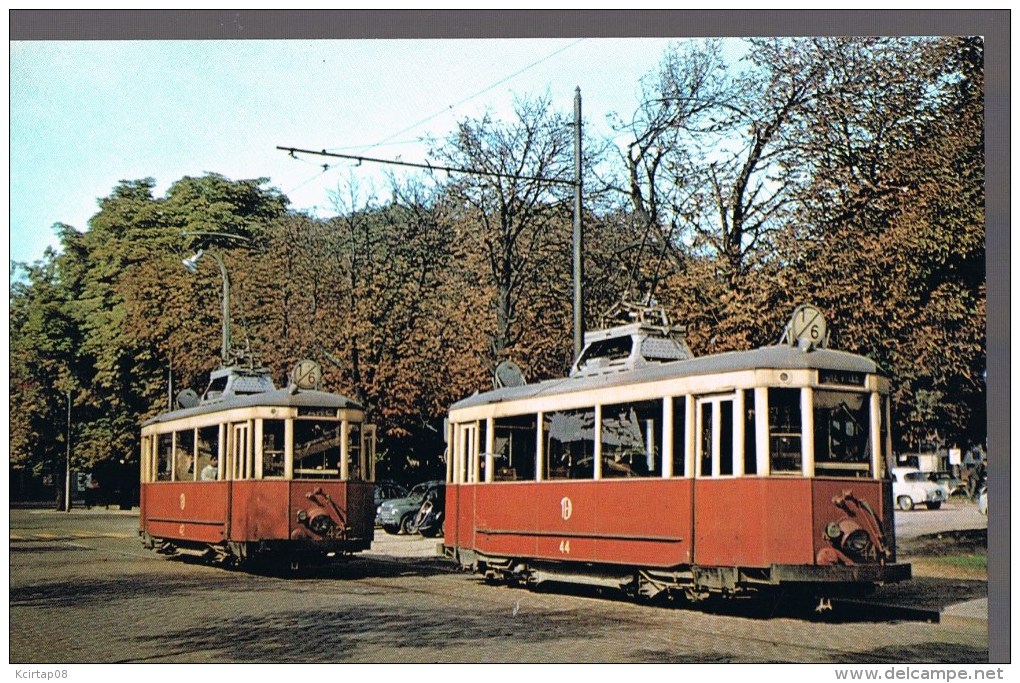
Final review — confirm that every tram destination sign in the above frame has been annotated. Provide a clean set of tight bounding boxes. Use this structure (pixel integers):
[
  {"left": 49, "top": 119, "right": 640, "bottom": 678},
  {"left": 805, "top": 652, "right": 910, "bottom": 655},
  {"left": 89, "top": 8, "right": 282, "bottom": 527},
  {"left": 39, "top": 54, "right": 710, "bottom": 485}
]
[
  {"left": 298, "top": 407, "right": 339, "bottom": 418},
  {"left": 818, "top": 369, "right": 866, "bottom": 386}
]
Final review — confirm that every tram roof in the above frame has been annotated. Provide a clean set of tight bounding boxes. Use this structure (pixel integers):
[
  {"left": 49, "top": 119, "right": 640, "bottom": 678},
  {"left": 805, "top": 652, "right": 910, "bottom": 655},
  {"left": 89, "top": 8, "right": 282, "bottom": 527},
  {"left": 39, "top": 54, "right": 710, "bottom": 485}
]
[
  {"left": 452, "top": 345, "right": 880, "bottom": 410},
  {"left": 142, "top": 388, "right": 363, "bottom": 426}
]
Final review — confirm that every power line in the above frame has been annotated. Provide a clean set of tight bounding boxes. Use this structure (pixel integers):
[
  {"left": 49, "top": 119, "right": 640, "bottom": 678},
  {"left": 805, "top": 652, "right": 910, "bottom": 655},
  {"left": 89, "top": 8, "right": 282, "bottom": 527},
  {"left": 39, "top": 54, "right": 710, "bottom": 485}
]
[
  {"left": 276, "top": 146, "right": 577, "bottom": 187},
  {"left": 331, "top": 38, "right": 586, "bottom": 155}
]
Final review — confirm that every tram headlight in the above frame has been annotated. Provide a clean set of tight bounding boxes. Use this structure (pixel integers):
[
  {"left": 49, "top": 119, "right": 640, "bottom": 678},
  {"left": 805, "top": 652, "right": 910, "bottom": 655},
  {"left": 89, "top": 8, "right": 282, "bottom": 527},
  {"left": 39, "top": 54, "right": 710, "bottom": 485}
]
[
  {"left": 308, "top": 511, "right": 338, "bottom": 536},
  {"left": 843, "top": 529, "right": 873, "bottom": 560},
  {"left": 296, "top": 509, "right": 309, "bottom": 523}
]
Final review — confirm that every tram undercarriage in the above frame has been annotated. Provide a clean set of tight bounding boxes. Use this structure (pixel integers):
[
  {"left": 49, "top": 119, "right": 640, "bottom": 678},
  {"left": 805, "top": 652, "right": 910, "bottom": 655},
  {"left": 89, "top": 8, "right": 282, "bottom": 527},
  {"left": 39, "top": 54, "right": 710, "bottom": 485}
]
[
  {"left": 449, "top": 547, "right": 911, "bottom": 604},
  {"left": 141, "top": 531, "right": 371, "bottom": 570}
]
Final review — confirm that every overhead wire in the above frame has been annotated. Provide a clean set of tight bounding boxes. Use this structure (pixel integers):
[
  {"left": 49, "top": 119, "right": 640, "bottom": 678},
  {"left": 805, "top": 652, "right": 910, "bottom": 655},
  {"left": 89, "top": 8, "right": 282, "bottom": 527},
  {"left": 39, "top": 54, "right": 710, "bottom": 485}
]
[
  {"left": 327, "top": 38, "right": 587, "bottom": 156},
  {"left": 281, "top": 39, "right": 587, "bottom": 200}
]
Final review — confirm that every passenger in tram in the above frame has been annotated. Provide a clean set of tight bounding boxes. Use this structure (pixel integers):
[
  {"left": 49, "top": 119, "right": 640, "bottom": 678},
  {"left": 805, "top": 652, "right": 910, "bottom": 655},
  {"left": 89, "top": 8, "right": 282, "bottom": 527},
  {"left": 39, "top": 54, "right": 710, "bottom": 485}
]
[{"left": 200, "top": 456, "right": 219, "bottom": 481}]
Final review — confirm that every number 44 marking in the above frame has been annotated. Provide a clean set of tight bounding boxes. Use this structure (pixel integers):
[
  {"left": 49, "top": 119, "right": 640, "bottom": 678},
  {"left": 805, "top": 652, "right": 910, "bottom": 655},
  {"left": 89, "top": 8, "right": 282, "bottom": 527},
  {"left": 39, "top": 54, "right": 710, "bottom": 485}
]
[{"left": 559, "top": 539, "right": 571, "bottom": 554}]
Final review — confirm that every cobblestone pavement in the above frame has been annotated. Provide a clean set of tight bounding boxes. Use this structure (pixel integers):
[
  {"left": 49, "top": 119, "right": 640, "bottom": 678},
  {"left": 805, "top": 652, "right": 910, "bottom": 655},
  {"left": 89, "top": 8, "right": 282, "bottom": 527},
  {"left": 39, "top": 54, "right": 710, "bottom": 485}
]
[{"left": 9, "top": 509, "right": 988, "bottom": 664}]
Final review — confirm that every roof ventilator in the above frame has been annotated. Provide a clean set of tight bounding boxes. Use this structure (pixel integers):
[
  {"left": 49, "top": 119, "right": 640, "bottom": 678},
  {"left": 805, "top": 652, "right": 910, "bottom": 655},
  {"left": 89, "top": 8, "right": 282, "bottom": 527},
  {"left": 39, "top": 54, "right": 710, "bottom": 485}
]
[{"left": 570, "top": 300, "right": 693, "bottom": 378}]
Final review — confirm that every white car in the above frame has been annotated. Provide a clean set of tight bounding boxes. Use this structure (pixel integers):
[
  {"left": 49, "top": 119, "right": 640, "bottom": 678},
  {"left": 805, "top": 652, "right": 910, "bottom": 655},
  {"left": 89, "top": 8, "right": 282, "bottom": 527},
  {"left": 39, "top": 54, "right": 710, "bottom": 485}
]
[{"left": 890, "top": 467, "right": 947, "bottom": 511}]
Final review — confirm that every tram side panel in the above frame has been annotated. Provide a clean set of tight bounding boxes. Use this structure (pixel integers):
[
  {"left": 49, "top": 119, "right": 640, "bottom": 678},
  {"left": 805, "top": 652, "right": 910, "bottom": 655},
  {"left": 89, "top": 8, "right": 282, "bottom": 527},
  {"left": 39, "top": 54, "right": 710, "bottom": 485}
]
[
  {"left": 592, "top": 479, "right": 693, "bottom": 566},
  {"left": 693, "top": 478, "right": 815, "bottom": 567},
  {"left": 472, "top": 483, "right": 540, "bottom": 559},
  {"left": 457, "top": 480, "right": 695, "bottom": 567},
  {"left": 228, "top": 481, "right": 290, "bottom": 541},
  {"left": 451, "top": 484, "right": 475, "bottom": 550},
  {"left": 528, "top": 482, "right": 599, "bottom": 562},
  {"left": 141, "top": 482, "right": 230, "bottom": 544},
  {"left": 692, "top": 477, "right": 893, "bottom": 570}
]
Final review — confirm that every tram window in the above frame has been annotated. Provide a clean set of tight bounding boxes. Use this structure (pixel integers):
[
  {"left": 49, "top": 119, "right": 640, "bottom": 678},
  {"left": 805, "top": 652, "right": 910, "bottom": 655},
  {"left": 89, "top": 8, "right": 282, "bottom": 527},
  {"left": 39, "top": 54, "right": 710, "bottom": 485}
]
[
  {"left": 575, "top": 336, "right": 632, "bottom": 372},
  {"left": 813, "top": 391, "right": 871, "bottom": 477},
  {"left": 197, "top": 426, "right": 218, "bottom": 480},
  {"left": 699, "top": 403, "right": 712, "bottom": 476},
  {"left": 493, "top": 415, "right": 537, "bottom": 482},
  {"left": 293, "top": 420, "right": 341, "bottom": 478},
  {"left": 174, "top": 429, "right": 196, "bottom": 481},
  {"left": 157, "top": 434, "right": 173, "bottom": 481},
  {"left": 545, "top": 408, "right": 596, "bottom": 480},
  {"left": 768, "top": 388, "right": 802, "bottom": 473},
  {"left": 262, "top": 420, "right": 286, "bottom": 478},
  {"left": 601, "top": 400, "right": 663, "bottom": 478},
  {"left": 719, "top": 401, "right": 734, "bottom": 476},
  {"left": 205, "top": 375, "right": 228, "bottom": 401},
  {"left": 348, "top": 422, "right": 362, "bottom": 480},
  {"left": 478, "top": 420, "right": 488, "bottom": 482},
  {"left": 743, "top": 389, "right": 757, "bottom": 475},
  {"left": 671, "top": 397, "right": 686, "bottom": 477},
  {"left": 880, "top": 396, "right": 890, "bottom": 477}
]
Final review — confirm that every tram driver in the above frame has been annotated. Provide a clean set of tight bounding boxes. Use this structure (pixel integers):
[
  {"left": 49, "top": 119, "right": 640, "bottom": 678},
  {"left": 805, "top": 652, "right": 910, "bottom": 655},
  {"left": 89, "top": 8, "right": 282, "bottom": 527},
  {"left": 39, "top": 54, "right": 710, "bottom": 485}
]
[{"left": 200, "top": 456, "right": 219, "bottom": 481}]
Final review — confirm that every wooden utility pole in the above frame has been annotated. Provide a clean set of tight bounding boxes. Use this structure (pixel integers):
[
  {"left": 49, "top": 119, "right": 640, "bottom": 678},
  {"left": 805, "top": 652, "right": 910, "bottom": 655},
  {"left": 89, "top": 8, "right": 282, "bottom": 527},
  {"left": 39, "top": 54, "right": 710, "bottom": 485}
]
[{"left": 572, "top": 87, "right": 584, "bottom": 362}]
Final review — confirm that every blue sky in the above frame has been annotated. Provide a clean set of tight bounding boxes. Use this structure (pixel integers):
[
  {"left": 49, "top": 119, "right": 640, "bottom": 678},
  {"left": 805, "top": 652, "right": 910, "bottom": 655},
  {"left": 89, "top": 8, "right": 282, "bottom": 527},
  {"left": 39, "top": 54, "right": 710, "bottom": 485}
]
[{"left": 9, "top": 38, "right": 696, "bottom": 267}]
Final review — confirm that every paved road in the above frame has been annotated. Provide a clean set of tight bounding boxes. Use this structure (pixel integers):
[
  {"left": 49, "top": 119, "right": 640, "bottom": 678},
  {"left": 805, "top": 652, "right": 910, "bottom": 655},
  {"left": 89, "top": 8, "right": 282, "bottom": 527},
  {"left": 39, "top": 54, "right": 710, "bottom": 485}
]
[
  {"left": 9, "top": 509, "right": 988, "bottom": 664},
  {"left": 892, "top": 497, "right": 988, "bottom": 542}
]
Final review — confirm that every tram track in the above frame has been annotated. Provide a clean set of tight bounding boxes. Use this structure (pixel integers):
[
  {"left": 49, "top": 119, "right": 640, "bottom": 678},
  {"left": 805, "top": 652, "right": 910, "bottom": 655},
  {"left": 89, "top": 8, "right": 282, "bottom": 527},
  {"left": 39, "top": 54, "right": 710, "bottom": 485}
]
[
  {"left": 284, "top": 555, "right": 954, "bottom": 663},
  {"left": 11, "top": 529, "right": 985, "bottom": 663}
]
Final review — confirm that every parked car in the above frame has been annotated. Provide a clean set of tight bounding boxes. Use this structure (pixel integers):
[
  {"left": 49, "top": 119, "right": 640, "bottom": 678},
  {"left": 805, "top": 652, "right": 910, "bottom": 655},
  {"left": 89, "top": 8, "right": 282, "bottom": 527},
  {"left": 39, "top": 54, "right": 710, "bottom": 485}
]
[
  {"left": 890, "top": 467, "right": 947, "bottom": 511},
  {"left": 373, "top": 481, "right": 409, "bottom": 526},
  {"left": 926, "top": 471, "right": 966, "bottom": 499},
  {"left": 377, "top": 480, "right": 444, "bottom": 535},
  {"left": 977, "top": 485, "right": 988, "bottom": 516},
  {"left": 410, "top": 486, "right": 446, "bottom": 538}
]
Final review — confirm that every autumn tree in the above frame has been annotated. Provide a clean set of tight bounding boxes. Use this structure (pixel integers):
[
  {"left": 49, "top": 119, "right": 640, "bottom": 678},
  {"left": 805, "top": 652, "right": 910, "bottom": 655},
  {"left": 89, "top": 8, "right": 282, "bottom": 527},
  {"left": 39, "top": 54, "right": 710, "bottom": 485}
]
[
  {"left": 785, "top": 37, "right": 985, "bottom": 450},
  {"left": 431, "top": 95, "right": 580, "bottom": 370}
]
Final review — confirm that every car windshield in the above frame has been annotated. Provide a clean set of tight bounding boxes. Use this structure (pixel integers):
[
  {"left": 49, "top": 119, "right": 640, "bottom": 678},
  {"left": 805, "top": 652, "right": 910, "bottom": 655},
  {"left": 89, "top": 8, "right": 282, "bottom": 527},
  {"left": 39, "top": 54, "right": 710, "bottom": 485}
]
[{"left": 407, "top": 483, "right": 430, "bottom": 501}]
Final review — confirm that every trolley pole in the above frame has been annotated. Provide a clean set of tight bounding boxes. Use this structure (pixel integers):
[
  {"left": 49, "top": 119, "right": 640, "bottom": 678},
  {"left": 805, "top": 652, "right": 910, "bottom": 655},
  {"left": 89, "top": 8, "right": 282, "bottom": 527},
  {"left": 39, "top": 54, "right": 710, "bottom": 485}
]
[{"left": 572, "top": 87, "right": 584, "bottom": 362}]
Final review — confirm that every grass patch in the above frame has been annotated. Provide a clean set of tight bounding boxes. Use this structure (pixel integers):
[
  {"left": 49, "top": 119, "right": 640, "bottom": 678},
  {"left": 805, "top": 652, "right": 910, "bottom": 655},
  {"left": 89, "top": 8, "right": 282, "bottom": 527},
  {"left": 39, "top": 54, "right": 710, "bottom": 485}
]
[
  {"left": 938, "top": 553, "right": 987, "bottom": 571},
  {"left": 908, "top": 550, "right": 987, "bottom": 580}
]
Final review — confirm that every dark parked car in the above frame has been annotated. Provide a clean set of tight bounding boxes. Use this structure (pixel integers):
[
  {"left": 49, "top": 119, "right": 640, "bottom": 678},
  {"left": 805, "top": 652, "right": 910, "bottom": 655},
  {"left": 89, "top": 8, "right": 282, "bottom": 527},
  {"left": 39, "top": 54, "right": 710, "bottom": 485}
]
[
  {"left": 373, "top": 481, "right": 409, "bottom": 526},
  {"left": 377, "top": 480, "right": 444, "bottom": 535}
]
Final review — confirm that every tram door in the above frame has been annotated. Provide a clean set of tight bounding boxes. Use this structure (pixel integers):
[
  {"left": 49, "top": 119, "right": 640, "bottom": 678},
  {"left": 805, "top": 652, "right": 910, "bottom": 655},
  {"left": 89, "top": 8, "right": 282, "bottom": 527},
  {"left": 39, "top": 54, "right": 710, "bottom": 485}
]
[
  {"left": 458, "top": 423, "right": 478, "bottom": 483},
  {"left": 695, "top": 396, "right": 735, "bottom": 477},
  {"left": 693, "top": 394, "right": 744, "bottom": 567},
  {"left": 229, "top": 422, "right": 251, "bottom": 480},
  {"left": 454, "top": 423, "right": 478, "bottom": 547},
  {"left": 362, "top": 424, "right": 377, "bottom": 481}
]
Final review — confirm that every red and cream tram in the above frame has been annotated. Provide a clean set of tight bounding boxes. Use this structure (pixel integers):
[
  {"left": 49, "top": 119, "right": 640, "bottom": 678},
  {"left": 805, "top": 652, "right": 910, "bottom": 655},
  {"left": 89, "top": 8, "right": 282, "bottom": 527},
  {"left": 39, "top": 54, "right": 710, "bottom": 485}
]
[
  {"left": 443, "top": 305, "right": 910, "bottom": 601},
  {"left": 139, "top": 363, "right": 376, "bottom": 568}
]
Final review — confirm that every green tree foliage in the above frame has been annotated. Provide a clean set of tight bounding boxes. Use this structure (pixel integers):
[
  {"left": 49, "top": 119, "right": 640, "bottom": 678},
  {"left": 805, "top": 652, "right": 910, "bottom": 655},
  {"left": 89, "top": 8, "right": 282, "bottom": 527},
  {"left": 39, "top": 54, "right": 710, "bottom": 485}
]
[{"left": 10, "top": 254, "right": 77, "bottom": 481}]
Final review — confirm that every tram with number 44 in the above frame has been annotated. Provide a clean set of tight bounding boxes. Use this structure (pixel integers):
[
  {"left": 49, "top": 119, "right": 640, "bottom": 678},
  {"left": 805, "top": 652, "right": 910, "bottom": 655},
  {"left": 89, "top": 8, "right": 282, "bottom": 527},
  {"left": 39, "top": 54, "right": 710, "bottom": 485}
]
[
  {"left": 443, "top": 303, "right": 910, "bottom": 604},
  {"left": 139, "top": 357, "right": 377, "bottom": 570}
]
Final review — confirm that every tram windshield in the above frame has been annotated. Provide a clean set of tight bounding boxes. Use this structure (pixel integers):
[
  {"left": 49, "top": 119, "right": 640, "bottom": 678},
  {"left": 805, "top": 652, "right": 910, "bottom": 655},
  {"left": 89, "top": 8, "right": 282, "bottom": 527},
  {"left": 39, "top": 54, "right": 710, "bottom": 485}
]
[
  {"left": 293, "top": 420, "right": 342, "bottom": 477},
  {"left": 813, "top": 390, "right": 871, "bottom": 476}
]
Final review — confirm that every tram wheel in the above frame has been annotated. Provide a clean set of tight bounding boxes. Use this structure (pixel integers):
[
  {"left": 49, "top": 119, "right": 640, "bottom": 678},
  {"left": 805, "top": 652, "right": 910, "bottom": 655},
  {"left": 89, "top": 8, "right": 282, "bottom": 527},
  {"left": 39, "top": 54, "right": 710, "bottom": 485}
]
[{"left": 897, "top": 496, "right": 914, "bottom": 511}]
